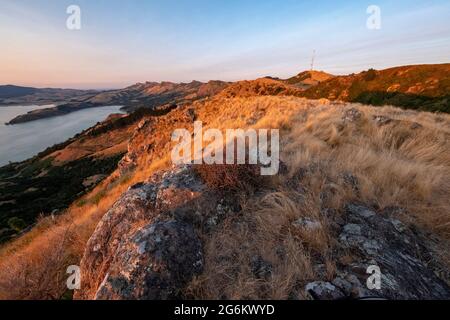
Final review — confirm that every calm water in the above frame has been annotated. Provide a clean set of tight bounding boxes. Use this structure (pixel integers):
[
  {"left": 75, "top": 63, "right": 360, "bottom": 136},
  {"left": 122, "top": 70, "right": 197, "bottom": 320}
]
[{"left": 0, "top": 105, "right": 124, "bottom": 166}]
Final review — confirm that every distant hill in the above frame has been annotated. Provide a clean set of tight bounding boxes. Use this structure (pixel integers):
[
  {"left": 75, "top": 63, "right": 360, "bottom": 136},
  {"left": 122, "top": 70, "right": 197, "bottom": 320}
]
[
  {"left": 0, "top": 85, "right": 37, "bottom": 99},
  {"left": 302, "top": 64, "right": 450, "bottom": 113},
  {"left": 6, "top": 80, "right": 230, "bottom": 124},
  {"left": 218, "top": 77, "right": 304, "bottom": 98},
  {"left": 0, "top": 85, "right": 98, "bottom": 106},
  {"left": 284, "top": 70, "right": 334, "bottom": 89},
  {"left": 5, "top": 63, "right": 450, "bottom": 125},
  {"left": 90, "top": 80, "right": 230, "bottom": 112}
]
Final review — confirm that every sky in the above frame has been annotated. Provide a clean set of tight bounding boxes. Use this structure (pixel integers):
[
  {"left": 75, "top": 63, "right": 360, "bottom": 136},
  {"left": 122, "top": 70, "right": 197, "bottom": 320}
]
[{"left": 0, "top": 0, "right": 449, "bottom": 89}]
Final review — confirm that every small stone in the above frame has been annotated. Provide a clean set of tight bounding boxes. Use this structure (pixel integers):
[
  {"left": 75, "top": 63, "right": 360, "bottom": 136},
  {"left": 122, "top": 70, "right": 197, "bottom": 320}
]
[
  {"left": 305, "top": 281, "right": 345, "bottom": 300},
  {"left": 292, "top": 217, "right": 322, "bottom": 232},
  {"left": 347, "top": 204, "right": 376, "bottom": 218},
  {"left": 372, "top": 115, "right": 392, "bottom": 126},
  {"left": 342, "top": 172, "right": 359, "bottom": 192},
  {"left": 251, "top": 256, "right": 272, "bottom": 279},
  {"left": 343, "top": 224, "right": 361, "bottom": 236},
  {"left": 362, "top": 239, "right": 381, "bottom": 255},
  {"left": 332, "top": 277, "right": 353, "bottom": 296},
  {"left": 342, "top": 108, "right": 362, "bottom": 122},
  {"left": 390, "top": 219, "right": 406, "bottom": 233},
  {"left": 410, "top": 122, "right": 423, "bottom": 130}
]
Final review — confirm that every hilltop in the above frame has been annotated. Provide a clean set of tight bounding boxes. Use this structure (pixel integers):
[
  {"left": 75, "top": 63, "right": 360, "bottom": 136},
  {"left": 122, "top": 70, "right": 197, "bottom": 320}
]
[
  {"left": 303, "top": 64, "right": 450, "bottom": 113},
  {"left": 285, "top": 70, "right": 334, "bottom": 89},
  {"left": 218, "top": 77, "right": 304, "bottom": 98}
]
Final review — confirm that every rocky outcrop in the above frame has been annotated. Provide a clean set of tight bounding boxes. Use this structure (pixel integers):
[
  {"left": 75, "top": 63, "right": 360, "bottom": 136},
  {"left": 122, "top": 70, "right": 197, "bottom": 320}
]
[
  {"left": 342, "top": 108, "right": 362, "bottom": 123},
  {"left": 305, "top": 204, "right": 450, "bottom": 300},
  {"left": 76, "top": 158, "right": 450, "bottom": 301},
  {"left": 94, "top": 220, "right": 203, "bottom": 300},
  {"left": 75, "top": 165, "right": 218, "bottom": 300}
]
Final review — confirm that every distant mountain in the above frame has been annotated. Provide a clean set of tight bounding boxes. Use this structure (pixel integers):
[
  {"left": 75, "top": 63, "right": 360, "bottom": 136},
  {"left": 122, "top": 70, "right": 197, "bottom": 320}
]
[
  {"left": 89, "top": 80, "right": 230, "bottom": 112},
  {"left": 0, "top": 85, "right": 98, "bottom": 106},
  {"left": 6, "top": 80, "right": 230, "bottom": 124},
  {"left": 0, "top": 85, "right": 37, "bottom": 99},
  {"left": 302, "top": 64, "right": 450, "bottom": 113},
  {"left": 5, "top": 63, "right": 450, "bottom": 125}
]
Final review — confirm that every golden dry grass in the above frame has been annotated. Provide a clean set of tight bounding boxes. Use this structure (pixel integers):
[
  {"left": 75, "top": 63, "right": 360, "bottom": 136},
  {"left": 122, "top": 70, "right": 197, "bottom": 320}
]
[
  {"left": 186, "top": 97, "right": 450, "bottom": 299},
  {"left": 1, "top": 95, "right": 449, "bottom": 299}
]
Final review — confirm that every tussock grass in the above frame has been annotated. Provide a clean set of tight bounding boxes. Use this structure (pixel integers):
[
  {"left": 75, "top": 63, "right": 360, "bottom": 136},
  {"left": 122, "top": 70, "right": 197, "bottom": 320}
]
[
  {"left": 1, "top": 95, "right": 449, "bottom": 299},
  {"left": 187, "top": 97, "right": 450, "bottom": 299}
]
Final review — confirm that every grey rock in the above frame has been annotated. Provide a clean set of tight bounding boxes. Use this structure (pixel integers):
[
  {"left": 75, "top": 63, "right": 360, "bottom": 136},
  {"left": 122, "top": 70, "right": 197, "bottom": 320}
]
[
  {"left": 343, "top": 223, "right": 362, "bottom": 236},
  {"left": 342, "top": 172, "right": 359, "bottom": 192},
  {"left": 75, "top": 165, "right": 208, "bottom": 300},
  {"left": 251, "top": 256, "right": 273, "bottom": 279},
  {"left": 372, "top": 115, "right": 392, "bottom": 126},
  {"left": 335, "top": 203, "right": 450, "bottom": 299},
  {"left": 305, "top": 281, "right": 345, "bottom": 300},
  {"left": 347, "top": 203, "right": 376, "bottom": 218},
  {"left": 292, "top": 217, "right": 322, "bottom": 232},
  {"left": 95, "top": 220, "right": 203, "bottom": 300},
  {"left": 342, "top": 108, "right": 362, "bottom": 123},
  {"left": 410, "top": 122, "right": 423, "bottom": 130}
]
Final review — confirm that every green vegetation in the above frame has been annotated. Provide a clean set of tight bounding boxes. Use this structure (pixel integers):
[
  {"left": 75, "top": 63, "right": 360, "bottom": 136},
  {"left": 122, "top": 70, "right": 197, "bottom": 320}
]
[
  {"left": 7, "top": 217, "right": 26, "bottom": 232},
  {"left": 303, "top": 64, "right": 450, "bottom": 113},
  {"left": 0, "top": 153, "right": 124, "bottom": 243},
  {"left": 90, "top": 189, "right": 107, "bottom": 206}
]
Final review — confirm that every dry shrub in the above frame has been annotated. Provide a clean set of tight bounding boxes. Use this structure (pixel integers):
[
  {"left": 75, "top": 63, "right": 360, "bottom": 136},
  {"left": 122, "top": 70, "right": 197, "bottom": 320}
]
[
  {"left": 186, "top": 97, "right": 450, "bottom": 299},
  {"left": 186, "top": 189, "right": 331, "bottom": 300},
  {"left": 194, "top": 163, "right": 263, "bottom": 193}
]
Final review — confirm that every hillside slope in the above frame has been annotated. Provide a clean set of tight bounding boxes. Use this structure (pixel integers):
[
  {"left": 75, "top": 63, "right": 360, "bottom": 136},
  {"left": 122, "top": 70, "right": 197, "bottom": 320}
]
[
  {"left": 0, "top": 113, "right": 133, "bottom": 242},
  {"left": 302, "top": 64, "right": 450, "bottom": 113},
  {"left": 1, "top": 95, "right": 449, "bottom": 299}
]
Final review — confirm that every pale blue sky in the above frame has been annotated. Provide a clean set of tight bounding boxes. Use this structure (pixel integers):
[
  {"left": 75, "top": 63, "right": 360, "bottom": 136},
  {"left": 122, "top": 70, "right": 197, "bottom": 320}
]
[{"left": 0, "top": 0, "right": 449, "bottom": 89}]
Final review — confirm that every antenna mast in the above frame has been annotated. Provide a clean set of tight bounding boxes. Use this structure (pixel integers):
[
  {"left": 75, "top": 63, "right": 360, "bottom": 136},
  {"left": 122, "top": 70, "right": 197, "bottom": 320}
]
[{"left": 310, "top": 50, "right": 316, "bottom": 71}]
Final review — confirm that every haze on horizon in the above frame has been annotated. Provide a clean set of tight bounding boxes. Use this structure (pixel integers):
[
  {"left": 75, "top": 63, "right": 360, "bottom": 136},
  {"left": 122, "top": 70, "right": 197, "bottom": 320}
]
[{"left": 0, "top": 0, "right": 449, "bottom": 90}]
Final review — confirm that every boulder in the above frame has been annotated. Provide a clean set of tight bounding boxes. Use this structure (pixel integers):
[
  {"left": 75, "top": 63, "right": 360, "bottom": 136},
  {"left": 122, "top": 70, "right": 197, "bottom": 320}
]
[
  {"left": 308, "top": 203, "right": 450, "bottom": 300},
  {"left": 342, "top": 108, "right": 362, "bottom": 123},
  {"left": 95, "top": 220, "right": 203, "bottom": 300},
  {"left": 372, "top": 115, "right": 392, "bottom": 126},
  {"left": 75, "top": 165, "right": 208, "bottom": 300}
]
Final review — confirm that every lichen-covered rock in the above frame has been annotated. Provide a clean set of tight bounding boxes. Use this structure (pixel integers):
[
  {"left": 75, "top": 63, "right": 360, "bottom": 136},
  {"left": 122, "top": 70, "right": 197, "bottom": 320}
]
[
  {"left": 251, "top": 256, "right": 273, "bottom": 279},
  {"left": 292, "top": 217, "right": 322, "bottom": 232},
  {"left": 333, "top": 204, "right": 450, "bottom": 299},
  {"left": 75, "top": 165, "right": 208, "bottom": 300},
  {"left": 95, "top": 220, "right": 203, "bottom": 300},
  {"left": 342, "top": 108, "right": 362, "bottom": 123},
  {"left": 372, "top": 115, "right": 392, "bottom": 126},
  {"left": 305, "top": 281, "right": 346, "bottom": 300}
]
